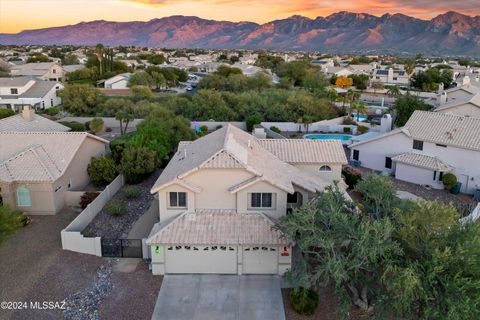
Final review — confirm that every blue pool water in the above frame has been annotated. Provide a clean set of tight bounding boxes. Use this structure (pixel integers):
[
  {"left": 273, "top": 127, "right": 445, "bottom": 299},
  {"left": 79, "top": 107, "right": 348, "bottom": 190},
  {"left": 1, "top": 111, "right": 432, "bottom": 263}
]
[
  {"left": 353, "top": 114, "right": 368, "bottom": 122},
  {"left": 304, "top": 134, "right": 353, "bottom": 142}
]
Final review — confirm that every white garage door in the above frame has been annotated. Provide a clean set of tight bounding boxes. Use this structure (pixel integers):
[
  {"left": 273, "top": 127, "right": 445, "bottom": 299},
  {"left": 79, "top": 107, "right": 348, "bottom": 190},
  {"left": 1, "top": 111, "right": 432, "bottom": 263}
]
[
  {"left": 165, "top": 245, "right": 237, "bottom": 274},
  {"left": 243, "top": 246, "right": 278, "bottom": 274}
]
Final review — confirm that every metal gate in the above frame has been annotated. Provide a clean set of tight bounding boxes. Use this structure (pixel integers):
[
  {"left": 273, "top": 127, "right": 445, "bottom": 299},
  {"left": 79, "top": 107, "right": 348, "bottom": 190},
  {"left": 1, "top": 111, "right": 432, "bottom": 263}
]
[{"left": 101, "top": 239, "right": 143, "bottom": 258}]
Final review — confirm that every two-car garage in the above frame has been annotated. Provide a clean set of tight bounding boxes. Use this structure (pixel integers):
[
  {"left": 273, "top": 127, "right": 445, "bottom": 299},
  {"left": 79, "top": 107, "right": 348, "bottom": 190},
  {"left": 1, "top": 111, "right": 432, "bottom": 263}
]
[
  {"left": 160, "top": 244, "right": 284, "bottom": 275},
  {"left": 147, "top": 211, "right": 292, "bottom": 275}
]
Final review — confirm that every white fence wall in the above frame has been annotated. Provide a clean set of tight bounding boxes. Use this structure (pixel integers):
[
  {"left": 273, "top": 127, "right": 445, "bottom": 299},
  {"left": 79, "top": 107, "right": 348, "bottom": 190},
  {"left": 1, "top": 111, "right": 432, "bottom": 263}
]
[
  {"left": 61, "top": 175, "right": 125, "bottom": 256},
  {"left": 261, "top": 117, "right": 356, "bottom": 133},
  {"left": 191, "top": 121, "right": 246, "bottom": 131}
]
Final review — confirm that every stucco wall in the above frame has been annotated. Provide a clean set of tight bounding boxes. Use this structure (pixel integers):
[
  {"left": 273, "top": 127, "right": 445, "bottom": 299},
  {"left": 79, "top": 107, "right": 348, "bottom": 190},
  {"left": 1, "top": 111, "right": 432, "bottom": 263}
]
[
  {"left": 350, "top": 132, "right": 411, "bottom": 172},
  {"left": 395, "top": 163, "right": 444, "bottom": 189},
  {"left": 293, "top": 163, "right": 343, "bottom": 182},
  {"left": 237, "top": 180, "right": 287, "bottom": 219},
  {"left": 1, "top": 181, "right": 56, "bottom": 215}
]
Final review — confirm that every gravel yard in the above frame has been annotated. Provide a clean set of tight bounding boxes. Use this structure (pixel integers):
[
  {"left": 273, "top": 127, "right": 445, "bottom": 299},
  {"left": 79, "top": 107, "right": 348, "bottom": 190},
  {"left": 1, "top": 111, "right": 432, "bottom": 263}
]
[
  {"left": 0, "top": 209, "right": 162, "bottom": 320},
  {"left": 83, "top": 171, "right": 160, "bottom": 239}
]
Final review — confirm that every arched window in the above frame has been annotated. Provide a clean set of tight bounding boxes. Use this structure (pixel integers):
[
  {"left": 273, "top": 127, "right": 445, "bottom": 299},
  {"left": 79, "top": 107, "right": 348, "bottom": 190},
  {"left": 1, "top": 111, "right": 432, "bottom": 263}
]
[
  {"left": 16, "top": 186, "right": 32, "bottom": 207},
  {"left": 319, "top": 165, "right": 332, "bottom": 172}
]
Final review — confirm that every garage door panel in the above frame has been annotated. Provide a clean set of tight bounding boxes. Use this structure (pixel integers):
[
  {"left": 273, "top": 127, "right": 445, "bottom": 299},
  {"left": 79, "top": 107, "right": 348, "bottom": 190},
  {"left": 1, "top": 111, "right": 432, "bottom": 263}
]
[
  {"left": 243, "top": 246, "right": 278, "bottom": 274},
  {"left": 165, "top": 245, "right": 237, "bottom": 274}
]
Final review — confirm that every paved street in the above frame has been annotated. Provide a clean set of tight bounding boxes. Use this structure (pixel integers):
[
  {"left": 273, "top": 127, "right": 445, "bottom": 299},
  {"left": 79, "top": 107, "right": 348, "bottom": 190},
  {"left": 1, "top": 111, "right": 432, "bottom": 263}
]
[{"left": 151, "top": 275, "right": 286, "bottom": 320}]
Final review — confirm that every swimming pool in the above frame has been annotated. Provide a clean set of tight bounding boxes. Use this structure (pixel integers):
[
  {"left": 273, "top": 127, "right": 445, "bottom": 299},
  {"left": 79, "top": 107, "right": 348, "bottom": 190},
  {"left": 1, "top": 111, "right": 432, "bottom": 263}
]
[
  {"left": 352, "top": 114, "right": 368, "bottom": 122},
  {"left": 304, "top": 133, "right": 353, "bottom": 144}
]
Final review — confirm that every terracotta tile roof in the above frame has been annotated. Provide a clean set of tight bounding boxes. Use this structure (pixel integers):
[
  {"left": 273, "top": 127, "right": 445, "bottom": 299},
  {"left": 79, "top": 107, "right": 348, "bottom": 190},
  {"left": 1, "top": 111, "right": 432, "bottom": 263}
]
[
  {"left": 392, "top": 152, "right": 452, "bottom": 171},
  {"left": 256, "top": 139, "right": 347, "bottom": 164},
  {"left": 151, "top": 124, "right": 335, "bottom": 194},
  {"left": 404, "top": 111, "right": 480, "bottom": 151},
  {"left": 0, "top": 113, "right": 70, "bottom": 132},
  {"left": 146, "top": 210, "right": 289, "bottom": 246},
  {"left": 0, "top": 132, "right": 108, "bottom": 182}
]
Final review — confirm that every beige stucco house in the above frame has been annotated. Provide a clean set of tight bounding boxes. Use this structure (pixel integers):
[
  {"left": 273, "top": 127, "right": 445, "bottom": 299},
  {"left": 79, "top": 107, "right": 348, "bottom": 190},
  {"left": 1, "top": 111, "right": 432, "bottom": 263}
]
[
  {"left": 0, "top": 132, "right": 108, "bottom": 215},
  {"left": 146, "top": 124, "right": 347, "bottom": 275}
]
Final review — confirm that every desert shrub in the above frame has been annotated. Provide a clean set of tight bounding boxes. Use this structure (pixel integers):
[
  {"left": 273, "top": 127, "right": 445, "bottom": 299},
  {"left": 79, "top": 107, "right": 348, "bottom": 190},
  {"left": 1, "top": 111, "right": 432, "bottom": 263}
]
[
  {"left": 200, "top": 125, "right": 208, "bottom": 135},
  {"left": 342, "top": 166, "right": 362, "bottom": 189},
  {"left": 0, "top": 205, "right": 25, "bottom": 245},
  {"left": 442, "top": 173, "right": 457, "bottom": 190},
  {"left": 59, "top": 121, "right": 86, "bottom": 132},
  {"left": 0, "top": 109, "right": 14, "bottom": 119},
  {"left": 123, "top": 185, "right": 141, "bottom": 199},
  {"left": 105, "top": 127, "right": 112, "bottom": 132},
  {"left": 246, "top": 113, "right": 263, "bottom": 132},
  {"left": 84, "top": 120, "right": 91, "bottom": 130},
  {"left": 270, "top": 126, "right": 281, "bottom": 133},
  {"left": 215, "top": 124, "right": 223, "bottom": 130},
  {"left": 342, "top": 117, "right": 356, "bottom": 125},
  {"left": 87, "top": 156, "right": 117, "bottom": 187},
  {"left": 290, "top": 287, "right": 319, "bottom": 316},
  {"left": 80, "top": 192, "right": 100, "bottom": 209},
  {"left": 106, "top": 199, "right": 127, "bottom": 216},
  {"left": 119, "top": 147, "right": 157, "bottom": 184},
  {"left": 343, "top": 126, "right": 351, "bottom": 133},
  {"left": 357, "top": 125, "right": 369, "bottom": 134},
  {"left": 89, "top": 117, "right": 104, "bottom": 133},
  {"left": 44, "top": 107, "right": 59, "bottom": 116}
]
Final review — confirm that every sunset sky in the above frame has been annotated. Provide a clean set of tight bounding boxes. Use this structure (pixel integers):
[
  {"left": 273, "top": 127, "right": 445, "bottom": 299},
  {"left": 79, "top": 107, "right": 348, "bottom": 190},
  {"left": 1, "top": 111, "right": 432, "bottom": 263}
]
[{"left": 1, "top": 0, "right": 479, "bottom": 33}]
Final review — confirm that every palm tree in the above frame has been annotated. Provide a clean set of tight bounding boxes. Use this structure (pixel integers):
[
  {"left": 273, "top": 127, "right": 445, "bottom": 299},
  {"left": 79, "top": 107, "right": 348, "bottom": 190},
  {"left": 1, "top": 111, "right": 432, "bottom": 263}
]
[
  {"left": 352, "top": 101, "right": 368, "bottom": 122},
  {"left": 387, "top": 85, "right": 401, "bottom": 97},
  {"left": 303, "top": 115, "right": 314, "bottom": 133},
  {"left": 95, "top": 44, "right": 105, "bottom": 77}
]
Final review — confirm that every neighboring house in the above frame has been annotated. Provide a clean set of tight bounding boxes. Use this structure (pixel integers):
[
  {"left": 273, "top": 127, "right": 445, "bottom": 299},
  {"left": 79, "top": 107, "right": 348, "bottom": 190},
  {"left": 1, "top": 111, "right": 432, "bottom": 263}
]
[
  {"left": 63, "top": 64, "right": 85, "bottom": 73},
  {"left": 371, "top": 68, "right": 410, "bottom": 86},
  {"left": 10, "top": 62, "right": 64, "bottom": 81},
  {"left": 103, "top": 73, "right": 132, "bottom": 89},
  {"left": 0, "top": 77, "right": 63, "bottom": 111},
  {"left": 349, "top": 111, "right": 480, "bottom": 194},
  {"left": 435, "top": 93, "right": 480, "bottom": 118},
  {"left": 0, "top": 132, "right": 108, "bottom": 215},
  {"left": 232, "top": 63, "right": 267, "bottom": 77},
  {"left": 0, "top": 106, "right": 70, "bottom": 132},
  {"left": 146, "top": 124, "right": 347, "bottom": 275}
]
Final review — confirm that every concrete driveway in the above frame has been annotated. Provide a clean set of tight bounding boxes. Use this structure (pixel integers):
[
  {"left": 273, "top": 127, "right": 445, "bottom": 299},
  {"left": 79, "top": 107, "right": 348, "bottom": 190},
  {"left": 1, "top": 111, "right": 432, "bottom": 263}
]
[{"left": 151, "top": 275, "right": 286, "bottom": 320}]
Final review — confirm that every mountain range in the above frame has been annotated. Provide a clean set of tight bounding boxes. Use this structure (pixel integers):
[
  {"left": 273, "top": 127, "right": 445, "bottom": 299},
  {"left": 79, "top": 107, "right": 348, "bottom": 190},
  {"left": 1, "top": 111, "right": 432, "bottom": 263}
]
[{"left": 1, "top": 11, "right": 480, "bottom": 56}]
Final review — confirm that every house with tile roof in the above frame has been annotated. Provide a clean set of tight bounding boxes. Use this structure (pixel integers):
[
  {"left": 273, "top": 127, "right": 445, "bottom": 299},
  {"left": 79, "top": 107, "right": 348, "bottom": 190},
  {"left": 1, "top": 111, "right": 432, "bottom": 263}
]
[
  {"left": 435, "top": 85, "right": 480, "bottom": 118},
  {"left": 146, "top": 124, "right": 347, "bottom": 275},
  {"left": 0, "top": 106, "right": 70, "bottom": 132},
  {"left": 0, "top": 132, "right": 108, "bottom": 215},
  {"left": 9, "top": 62, "right": 64, "bottom": 81},
  {"left": 348, "top": 111, "right": 480, "bottom": 194},
  {"left": 0, "top": 77, "right": 63, "bottom": 111}
]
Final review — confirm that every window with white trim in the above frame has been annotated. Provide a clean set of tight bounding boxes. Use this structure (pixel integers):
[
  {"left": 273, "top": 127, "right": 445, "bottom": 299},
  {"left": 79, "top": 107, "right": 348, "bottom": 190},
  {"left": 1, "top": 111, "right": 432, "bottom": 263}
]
[
  {"left": 249, "top": 192, "right": 274, "bottom": 209},
  {"left": 319, "top": 165, "right": 332, "bottom": 172},
  {"left": 169, "top": 192, "right": 187, "bottom": 208},
  {"left": 16, "top": 187, "right": 32, "bottom": 207}
]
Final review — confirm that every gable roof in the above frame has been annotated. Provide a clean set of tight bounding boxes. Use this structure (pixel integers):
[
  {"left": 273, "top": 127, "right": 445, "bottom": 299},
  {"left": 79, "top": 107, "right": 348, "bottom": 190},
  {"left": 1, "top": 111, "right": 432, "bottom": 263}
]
[
  {"left": 256, "top": 139, "right": 347, "bottom": 164},
  {"left": 151, "top": 124, "right": 330, "bottom": 194},
  {"left": 0, "top": 113, "right": 70, "bottom": 132},
  {"left": 435, "top": 93, "right": 480, "bottom": 112},
  {"left": 392, "top": 152, "right": 452, "bottom": 171},
  {"left": 350, "top": 111, "right": 480, "bottom": 152},
  {"left": 0, "top": 77, "right": 33, "bottom": 87},
  {"left": 0, "top": 132, "right": 108, "bottom": 182},
  {"left": 146, "top": 210, "right": 289, "bottom": 246},
  {"left": 10, "top": 62, "right": 59, "bottom": 76}
]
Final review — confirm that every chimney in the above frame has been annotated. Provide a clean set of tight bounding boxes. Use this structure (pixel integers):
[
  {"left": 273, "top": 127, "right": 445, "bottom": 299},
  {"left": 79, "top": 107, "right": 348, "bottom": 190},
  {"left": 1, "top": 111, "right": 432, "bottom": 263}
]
[
  {"left": 380, "top": 114, "right": 393, "bottom": 134},
  {"left": 463, "top": 76, "right": 471, "bottom": 87},
  {"left": 22, "top": 105, "right": 35, "bottom": 121},
  {"left": 437, "top": 92, "right": 447, "bottom": 105}
]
